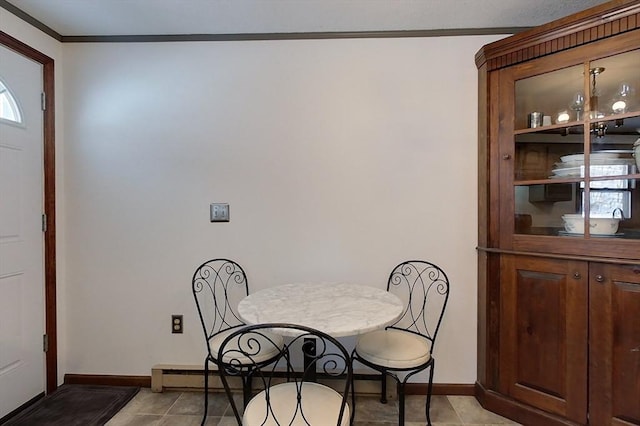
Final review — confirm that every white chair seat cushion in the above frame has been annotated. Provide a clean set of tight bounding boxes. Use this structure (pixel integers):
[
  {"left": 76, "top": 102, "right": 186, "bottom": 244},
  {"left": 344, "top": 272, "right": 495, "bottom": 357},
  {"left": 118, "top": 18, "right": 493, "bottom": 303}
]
[
  {"left": 209, "top": 327, "right": 284, "bottom": 364},
  {"left": 355, "top": 329, "right": 431, "bottom": 369},
  {"left": 243, "top": 382, "right": 350, "bottom": 426}
]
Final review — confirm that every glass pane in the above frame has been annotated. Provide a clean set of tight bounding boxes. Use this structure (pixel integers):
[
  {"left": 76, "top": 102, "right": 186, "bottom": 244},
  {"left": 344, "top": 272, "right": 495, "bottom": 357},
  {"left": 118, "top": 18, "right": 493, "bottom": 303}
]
[
  {"left": 586, "top": 49, "right": 639, "bottom": 239},
  {"left": 588, "top": 115, "right": 638, "bottom": 179},
  {"left": 588, "top": 49, "right": 640, "bottom": 119},
  {"left": 515, "top": 65, "right": 584, "bottom": 131},
  {"left": 515, "top": 125, "right": 584, "bottom": 181},
  {"left": 583, "top": 190, "right": 631, "bottom": 218},
  {"left": 587, "top": 181, "right": 640, "bottom": 240},
  {"left": 515, "top": 183, "right": 578, "bottom": 235},
  {"left": 0, "top": 79, "right": 22, "bottom": 123},
  {"left": 511, "top": 49, "right": 640, "bottom": 240}
]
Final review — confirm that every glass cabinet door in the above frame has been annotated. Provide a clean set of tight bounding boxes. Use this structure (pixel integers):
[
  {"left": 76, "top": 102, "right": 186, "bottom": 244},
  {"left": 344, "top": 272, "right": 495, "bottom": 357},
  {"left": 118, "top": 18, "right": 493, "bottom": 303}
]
[{"left": 512, "top": 49, "right": 640, "bottom": 240}]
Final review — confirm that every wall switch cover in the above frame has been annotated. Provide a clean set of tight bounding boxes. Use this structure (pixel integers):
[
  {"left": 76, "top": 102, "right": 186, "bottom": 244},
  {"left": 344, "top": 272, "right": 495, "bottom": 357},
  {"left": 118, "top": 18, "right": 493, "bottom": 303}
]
[{"left": 210, "top": 203, "right": 230, "bottom": 222}]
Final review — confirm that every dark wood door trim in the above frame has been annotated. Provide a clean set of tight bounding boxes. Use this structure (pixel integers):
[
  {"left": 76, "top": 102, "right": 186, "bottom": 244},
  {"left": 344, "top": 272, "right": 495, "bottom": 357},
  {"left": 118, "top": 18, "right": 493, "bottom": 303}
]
[{"left": 0, "top": 30, "right": 57, "bottom": 394}]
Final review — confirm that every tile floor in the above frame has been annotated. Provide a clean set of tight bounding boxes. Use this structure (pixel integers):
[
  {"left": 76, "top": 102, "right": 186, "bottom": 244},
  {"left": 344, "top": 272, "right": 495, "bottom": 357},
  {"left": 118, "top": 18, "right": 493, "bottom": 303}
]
[{"left": 106, "top": 388, "right": 522, "bottom": 426}]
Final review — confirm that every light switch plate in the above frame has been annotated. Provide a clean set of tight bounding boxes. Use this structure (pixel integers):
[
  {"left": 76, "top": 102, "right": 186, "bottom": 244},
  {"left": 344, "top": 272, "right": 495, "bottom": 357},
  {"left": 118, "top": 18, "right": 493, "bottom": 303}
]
[{"left": 210, "top": 203, "right": 230, "bottom": 222}]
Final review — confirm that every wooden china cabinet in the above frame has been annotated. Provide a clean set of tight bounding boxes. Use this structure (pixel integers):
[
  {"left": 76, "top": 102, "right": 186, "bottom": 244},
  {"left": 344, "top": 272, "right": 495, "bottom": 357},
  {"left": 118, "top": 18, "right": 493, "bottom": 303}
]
[{"left": 475, "top": 1, "right": 640, "bottom": 425}]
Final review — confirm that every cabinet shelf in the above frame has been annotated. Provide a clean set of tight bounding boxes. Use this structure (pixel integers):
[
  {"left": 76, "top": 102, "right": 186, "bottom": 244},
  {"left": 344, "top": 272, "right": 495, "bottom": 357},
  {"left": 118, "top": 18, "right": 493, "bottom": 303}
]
[
  {"left": 515, "top": 173, "right": 640, "bottom": 186},
  {"left": 514, "top": 121, "right": 584, "bottom": 135},
  {"left": 514, "top": 112, "right": 640, "bottom": 136}
]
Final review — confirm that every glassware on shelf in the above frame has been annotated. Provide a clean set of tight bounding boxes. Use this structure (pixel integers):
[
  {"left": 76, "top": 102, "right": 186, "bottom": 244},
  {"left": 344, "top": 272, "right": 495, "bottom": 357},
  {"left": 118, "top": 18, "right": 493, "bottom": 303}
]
[
  {"left": 556, "top": 110, "right": 571, "bottom": 124},
  {"left": 611, "top": 83, "right": 634, "bottom": 114},
  {"left": 570, "top": 92, "right": 585, "bottom": 121}
]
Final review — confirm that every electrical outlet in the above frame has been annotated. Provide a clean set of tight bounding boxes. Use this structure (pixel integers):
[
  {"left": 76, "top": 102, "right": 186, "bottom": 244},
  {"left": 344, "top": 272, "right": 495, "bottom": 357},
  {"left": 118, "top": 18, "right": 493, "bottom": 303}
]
[
  {"left": 210, "top": 203, "right": 229, "bottom": 222},
  {"left": 171, "top": 314, "right": 183, "bottom": 334}
]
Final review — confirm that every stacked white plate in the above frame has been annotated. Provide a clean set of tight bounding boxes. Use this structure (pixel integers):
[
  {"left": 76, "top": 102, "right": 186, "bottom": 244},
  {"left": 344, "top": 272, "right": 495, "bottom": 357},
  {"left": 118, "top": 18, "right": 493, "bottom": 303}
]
[{"left": 551, "top": 151, "right": 635, "bottom": 178}]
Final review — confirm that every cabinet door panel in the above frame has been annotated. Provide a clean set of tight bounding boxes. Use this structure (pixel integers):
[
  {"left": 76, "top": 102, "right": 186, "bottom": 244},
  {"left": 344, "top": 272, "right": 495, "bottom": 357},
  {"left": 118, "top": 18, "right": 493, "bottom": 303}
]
[
  {"left": 590, "top": 263, "right": 640, "bottom": 426},
  {"left": 501, "top": 255, "right": 588, "bottom": 423}
]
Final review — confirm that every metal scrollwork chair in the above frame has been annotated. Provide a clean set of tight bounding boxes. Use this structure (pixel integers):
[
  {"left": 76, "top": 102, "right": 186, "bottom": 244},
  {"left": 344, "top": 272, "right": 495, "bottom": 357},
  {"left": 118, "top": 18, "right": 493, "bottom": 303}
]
[
  {"left": 351, "top": 260, "right": 450, "bottom": 425},
  {"left": 192, "top": 259, "right": 283, "bottom": 426},
  {"left": 218, "top": 323, "right": 353, "bottom": 426}
]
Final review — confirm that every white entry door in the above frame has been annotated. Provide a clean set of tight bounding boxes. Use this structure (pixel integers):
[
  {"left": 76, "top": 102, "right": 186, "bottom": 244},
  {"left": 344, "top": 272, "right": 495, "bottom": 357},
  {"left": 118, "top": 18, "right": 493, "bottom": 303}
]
[{"left": 0, "top": 44, "right": 45, "bottom": 418}]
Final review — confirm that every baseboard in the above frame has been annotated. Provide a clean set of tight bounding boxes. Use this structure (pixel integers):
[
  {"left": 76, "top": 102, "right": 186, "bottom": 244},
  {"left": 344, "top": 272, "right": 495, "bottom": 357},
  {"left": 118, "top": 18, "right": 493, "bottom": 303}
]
[
  {"left": 150, "top": 364, "right": 389, "bottom": 396},
  {"left": 64, "top": 374, "right": 151, "bottom": 388},
  {"left": 151, "top": 364, "right": 475, "bottom": 397},
  {"left": 62, "top": 370, "right": 475, "bottom": 398},
  {"left": 411, "top": 383, "right": 476, "bottom": 396},
  {"left": 0, "top": 392, "right": 45, "bottom": 424}
]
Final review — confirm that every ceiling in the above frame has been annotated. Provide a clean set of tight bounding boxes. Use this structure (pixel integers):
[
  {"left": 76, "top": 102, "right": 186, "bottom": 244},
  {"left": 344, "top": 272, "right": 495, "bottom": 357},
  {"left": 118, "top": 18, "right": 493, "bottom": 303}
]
[{"left": 2, "top": 0, "right": 611, "bottom": 39}]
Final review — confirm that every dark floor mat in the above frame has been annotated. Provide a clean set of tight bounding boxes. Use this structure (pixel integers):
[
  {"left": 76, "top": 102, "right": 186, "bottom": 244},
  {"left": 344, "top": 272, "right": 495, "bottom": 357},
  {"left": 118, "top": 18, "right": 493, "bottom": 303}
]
[{"left": 2, "top": 384, "right": 139, "bottom": 426}]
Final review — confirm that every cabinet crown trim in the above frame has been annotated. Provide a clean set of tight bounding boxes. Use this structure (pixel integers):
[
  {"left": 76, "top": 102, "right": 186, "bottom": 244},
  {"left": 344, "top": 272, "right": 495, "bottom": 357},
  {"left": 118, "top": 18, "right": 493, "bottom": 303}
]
[{"left": 475, "top": 0, "right": 640, "bottom": 70}]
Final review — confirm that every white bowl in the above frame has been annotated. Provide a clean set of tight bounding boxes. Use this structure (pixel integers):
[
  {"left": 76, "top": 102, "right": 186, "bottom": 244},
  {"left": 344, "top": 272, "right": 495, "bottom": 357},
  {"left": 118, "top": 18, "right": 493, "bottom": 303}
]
[
  {"left": 562, "top": 214, "right": 620, "bottom": 235},
  {"left": 634, "top": 138, "right": 640, "bottom": 170}
]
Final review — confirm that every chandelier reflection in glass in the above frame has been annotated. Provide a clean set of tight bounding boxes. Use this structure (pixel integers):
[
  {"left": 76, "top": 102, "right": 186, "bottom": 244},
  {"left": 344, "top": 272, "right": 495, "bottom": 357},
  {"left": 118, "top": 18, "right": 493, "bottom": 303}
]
[
  {"left": 589, "top": 67, "right": 608, "bottom": 137},
  {"left": 589, "top": 67, "right": 605, "bottom": 119}
]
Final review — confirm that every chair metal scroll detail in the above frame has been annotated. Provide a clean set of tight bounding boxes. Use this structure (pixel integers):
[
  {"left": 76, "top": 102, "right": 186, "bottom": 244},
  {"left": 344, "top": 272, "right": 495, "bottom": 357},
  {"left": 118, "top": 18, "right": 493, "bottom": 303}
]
[
  {"left": 351, "top": 260, "right": 450, "bottom": 425},
  {"left": 218, "top": 323, "right": 353, "bottom": 426},
  {"left": 192, "top": 259, "right": 282, "bottom": 426}
]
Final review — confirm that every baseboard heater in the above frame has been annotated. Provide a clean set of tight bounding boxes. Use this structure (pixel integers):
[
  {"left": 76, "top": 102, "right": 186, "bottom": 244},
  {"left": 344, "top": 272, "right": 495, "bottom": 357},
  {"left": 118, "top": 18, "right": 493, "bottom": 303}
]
[{"left": 151, "top": 364, "right": 396, "bottom": 399}]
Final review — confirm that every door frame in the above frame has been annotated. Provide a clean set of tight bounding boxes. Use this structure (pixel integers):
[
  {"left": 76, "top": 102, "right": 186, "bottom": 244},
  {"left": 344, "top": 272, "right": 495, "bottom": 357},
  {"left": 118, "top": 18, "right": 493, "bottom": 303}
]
[{"left": 0, "top": 31, "right": 57, "bottom": 394}]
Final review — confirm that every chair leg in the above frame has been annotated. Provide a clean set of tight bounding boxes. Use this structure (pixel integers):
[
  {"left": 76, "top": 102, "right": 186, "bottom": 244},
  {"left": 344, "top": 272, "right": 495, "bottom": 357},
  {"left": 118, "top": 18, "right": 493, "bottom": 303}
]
[
  {"left": 243, "top": 374, "right": 253, "bottom": 408},
  {"left": 202, "top": 359, "right": 209, "bottom": 426},
  {"left": 380, "top": 370, "right": 387, "bottom": 404},
  {"left": 350, "top": 370, "right": 356, "bottom": 425},
  {"left": 425, "top": 361, "right": 435, "bottom": 426},
  {"left": 398, "top": 381, "right": 406, "bottom": 426}
]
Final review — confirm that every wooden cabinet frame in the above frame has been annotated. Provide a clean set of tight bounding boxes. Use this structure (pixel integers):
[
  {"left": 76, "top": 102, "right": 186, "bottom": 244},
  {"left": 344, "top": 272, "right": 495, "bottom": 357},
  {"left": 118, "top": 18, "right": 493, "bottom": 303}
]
[{"left": 476, "top": 2, "right": 640, "bottom": 425}]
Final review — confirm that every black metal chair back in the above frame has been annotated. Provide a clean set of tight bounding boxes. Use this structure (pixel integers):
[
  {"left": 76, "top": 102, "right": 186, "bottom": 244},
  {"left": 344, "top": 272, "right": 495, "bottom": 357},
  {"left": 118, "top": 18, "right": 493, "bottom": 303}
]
[
  {"left": 218, "top": 323, "right": 352, "bottom": 426},
  {"left": 386, "top": 260, "right": 450, "bottom": 350},
  {"left": 191, "top": 258, "right": 251, "bottom": 425},
  {"left": 350, "top": 260, "right": 450, "bottom": 425},
  {"left": 192, "top": 258, "right": 248, "bottom": 346}
]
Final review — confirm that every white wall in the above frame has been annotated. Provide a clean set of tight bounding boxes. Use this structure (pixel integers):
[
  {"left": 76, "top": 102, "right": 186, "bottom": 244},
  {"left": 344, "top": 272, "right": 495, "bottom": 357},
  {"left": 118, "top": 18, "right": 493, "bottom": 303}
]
[
  {"left": 0, "top": 8, "right": 68, "bottom": 385},
  {"left": 62, "top": 35, "right": 505, "bottom": 384},
  {"left": 0, "top": 15, "right": 506, "bottom": 385}
]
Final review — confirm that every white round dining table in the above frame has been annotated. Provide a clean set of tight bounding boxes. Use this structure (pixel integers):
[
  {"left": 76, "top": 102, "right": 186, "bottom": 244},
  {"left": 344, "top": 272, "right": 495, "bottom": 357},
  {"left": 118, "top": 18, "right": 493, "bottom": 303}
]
[{"left": 237, "top": 282, "right": 403, "bottom": 337}]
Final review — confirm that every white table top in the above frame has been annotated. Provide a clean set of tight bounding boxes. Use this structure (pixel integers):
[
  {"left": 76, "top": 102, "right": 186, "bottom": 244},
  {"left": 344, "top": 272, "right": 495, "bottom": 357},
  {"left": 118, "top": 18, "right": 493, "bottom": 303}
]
[{"left": 238, "top": 282, "right": 404, "bottom": 337}]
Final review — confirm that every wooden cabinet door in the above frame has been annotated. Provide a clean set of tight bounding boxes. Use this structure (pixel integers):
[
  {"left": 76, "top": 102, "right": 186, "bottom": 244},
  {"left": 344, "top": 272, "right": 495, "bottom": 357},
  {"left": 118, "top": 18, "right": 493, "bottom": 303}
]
[
  {"left": 500, "top": 255, "right": 588, "bottom": 424},
  {"left": 589, "top": 263, "right": 640, "bottom": 426}
]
